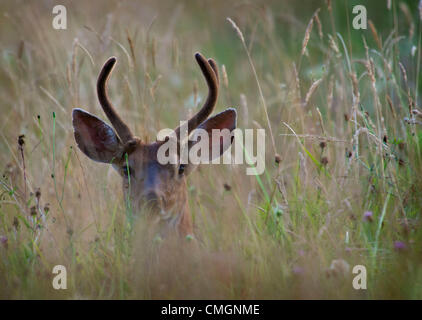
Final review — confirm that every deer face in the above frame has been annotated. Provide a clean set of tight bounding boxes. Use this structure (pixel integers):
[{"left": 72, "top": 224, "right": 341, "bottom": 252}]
[{"left": 72, "top": 53, "right": 236, "bottom": 235}]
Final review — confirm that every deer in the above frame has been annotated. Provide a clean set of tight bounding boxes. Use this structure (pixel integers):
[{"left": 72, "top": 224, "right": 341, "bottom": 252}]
[{"left": 72, "top": 52, "right": 237, "bottom": 238}]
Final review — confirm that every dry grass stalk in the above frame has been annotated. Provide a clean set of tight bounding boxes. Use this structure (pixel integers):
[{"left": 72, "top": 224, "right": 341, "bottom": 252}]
[
  {"left": 368, "top": 20, "right": 382, "bottom": 50},
  {"left": 293, "top": 62, "right": 301, "bottom": 102},
  {"left": 315, "top": 13, "right": 323, "bottom": 39},
  {"left": 327, "top": 75, "right": 334, "bottom": 110},
  {"left": 350, "top": 72, "right": 359, "bottom": 102},
  {"left": 328, "top": 34, "right": 340, "bottom": 57},
  {"left": 221, "top": 65, "right": 229, "bottom": 89},
  {"left": 303, "top": 78, "right": 323, "bottom": 107},
  {"left": 226, "top": 17, "right": 245, "bottom": 43},
  {"left": 301, "top": 9, "right": 320, "bottom": 56},
  {"left": 17, "top": 40, "right": 24, "bottom": 60},
  {"left": 172, "top": 39, "right": 179, "bottom": 68},
  {"left": 126, "top": 28, "right": 137, "bottom": 67},
  {"left": 412, "top": 109, "right": 422, "bottom": 118},
  {"left": 326, "top": 0, "right": 332, "bottom": 12},
  {"left": 386, "top": 95, "right": 397, "bottom": 119},
  {"left": 279, "top": 133, "right": 346, "bottom": 143},
  {"left": 316, "top": 107, "right": 325, "bottom": 135},
  {"left": 419, "top": 0, "right": 422, "bottom": 21},
  {"left": 399, "top": 3, "right": 414, "bottom": 39},
  {"left": 227, "top": 17, "right": 276, "bottom": 154},
  {"left": 399, "top": 62, "right": 414, "bottom": 114},
  {"left": 240, "top": 93, "right": 248, "bottom": 124}
]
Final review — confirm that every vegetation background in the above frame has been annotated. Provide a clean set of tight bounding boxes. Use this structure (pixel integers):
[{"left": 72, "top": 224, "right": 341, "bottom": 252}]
[{"left": 0, "top": 0, "right": 421, "bottom": 299}]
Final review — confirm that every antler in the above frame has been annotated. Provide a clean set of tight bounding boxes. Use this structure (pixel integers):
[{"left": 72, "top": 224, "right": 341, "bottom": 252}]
[
  {"left": 97, "top": 57, "right": 134, "bottom": 143},
  {"left": 174, "top": 52, "right": 219, "bottom": 138}
]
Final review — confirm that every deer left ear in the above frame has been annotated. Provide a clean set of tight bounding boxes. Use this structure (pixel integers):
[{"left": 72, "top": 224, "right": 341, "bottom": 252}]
[
  {"left": 183, "top": 108, "right": 237, "bottom": 175},
  {"left": 72, "top": 108, "right": 122, "bottom": 163},
  {"left": 196, "top": 108, "right": 237, "bottom": 158}
]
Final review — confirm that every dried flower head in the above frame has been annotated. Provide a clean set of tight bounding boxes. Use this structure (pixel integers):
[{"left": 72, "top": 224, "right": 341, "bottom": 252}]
[
  {"left": 18, "top": 134, "right": 25, "bottom": 147},
  {"left": 412, "top": 109, "right": 422, "bottom": 119},
  {"left": 398, "top": 142, "right": 406, "bottom": 150},
  {"left": 30, "top": 206, "right": 37, "bottom": 217},
  {"left": 35, "top": 188, "right": 41, "bottom": 200},
  {"left": 13, "top": 216, "right": 19, "bottom": 230},
  {"left": 383, "top": 135, "right": 388, "bottom": 143}
]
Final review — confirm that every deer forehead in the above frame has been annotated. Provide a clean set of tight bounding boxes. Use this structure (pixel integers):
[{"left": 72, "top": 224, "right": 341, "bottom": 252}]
[{"left": 125, "top": 143, "right": 174, "bottom": 177}]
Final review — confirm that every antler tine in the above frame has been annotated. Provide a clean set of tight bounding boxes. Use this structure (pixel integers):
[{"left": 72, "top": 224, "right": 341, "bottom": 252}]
[
  {"left": 175, "top": 52, "right": 219, "bottom": 137},
  {"left": 97, "top": 57, "right": 134, "bottom": 143},
  {"left": 208, "top": 58, "right": 219, "bottom": 85}
]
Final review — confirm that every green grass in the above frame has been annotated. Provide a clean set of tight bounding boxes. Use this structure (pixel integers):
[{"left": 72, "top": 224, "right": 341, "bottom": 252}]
[{"left": 0, "top": 0, "right": 421, "bottom": 299}]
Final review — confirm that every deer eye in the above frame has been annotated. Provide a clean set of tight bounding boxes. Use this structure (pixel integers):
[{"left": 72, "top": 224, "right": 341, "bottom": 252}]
[
  {"left": 122, "top": 165, "right": 133, "bottom": 177},
  {"left": 178, "top": 164, "right": 185, "bottom": 175}
]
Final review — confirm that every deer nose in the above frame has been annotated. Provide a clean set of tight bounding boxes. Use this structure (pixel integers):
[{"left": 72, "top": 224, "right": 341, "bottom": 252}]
[{"left": 143, "top": 190, "right": 165, "bottom": 208}]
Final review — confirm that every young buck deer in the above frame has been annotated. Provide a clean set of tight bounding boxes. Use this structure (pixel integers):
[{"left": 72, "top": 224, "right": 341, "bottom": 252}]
[{"left": 72, "top": 53, "right": 237, "bottom": 237}]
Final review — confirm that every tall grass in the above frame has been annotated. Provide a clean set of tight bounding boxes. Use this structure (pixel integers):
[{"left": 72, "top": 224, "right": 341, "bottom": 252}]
[{"left": 0, "top": 0, "right": 421, "bottom": 299}]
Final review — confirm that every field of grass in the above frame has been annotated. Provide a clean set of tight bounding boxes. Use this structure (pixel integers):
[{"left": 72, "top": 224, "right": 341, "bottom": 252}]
[{"left": 0, "top": 0, "right": 421, "bottom": 299}]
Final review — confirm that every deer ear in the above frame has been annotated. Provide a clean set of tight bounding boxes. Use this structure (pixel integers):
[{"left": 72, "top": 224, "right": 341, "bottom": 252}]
[
  {"left": 196, "top": 108, "right": 237, "bottom": 159},
  {"left": 72, "top": 108, "right": 122, "bottom": 163},
  {"left": 183, "top": 108, "right": 237, "bottom": 175}
]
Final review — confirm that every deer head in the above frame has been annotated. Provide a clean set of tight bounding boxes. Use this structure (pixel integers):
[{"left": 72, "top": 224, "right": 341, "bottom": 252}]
[{"left": 72, "top": 53, "right": 237, "bottom": 236}]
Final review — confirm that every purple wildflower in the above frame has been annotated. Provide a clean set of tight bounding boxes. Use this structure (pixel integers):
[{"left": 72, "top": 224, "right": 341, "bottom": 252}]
[
  {"left": 363, "top": 211, "right": 373, "bottom": 222},
  {"left": 292, "top": 266, "right": 304, "bottom": 275},
  {"left": 0, "top": 235, "right": 7, "bottom": 248},
  {"left": 394, "top": 241, "right": 407, "bottom": 251}
]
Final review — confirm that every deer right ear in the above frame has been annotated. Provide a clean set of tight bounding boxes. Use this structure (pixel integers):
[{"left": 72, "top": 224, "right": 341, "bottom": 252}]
[{"left": 72, "top": 108, "right": 122, "bottom": 163}]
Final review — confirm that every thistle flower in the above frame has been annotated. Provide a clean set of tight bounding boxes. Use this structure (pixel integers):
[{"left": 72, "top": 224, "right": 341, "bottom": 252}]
[
  {"left": 0, "top": 235, "right": 7, "bottom": 249},
  {"left": 394, "top": 241, "right": 407, "bottom": 251},
  {"left": 293, "top": 266, "right": 304, "bottom": 275},
  {"left": 363, "top": 211, "right": 373, "bottom": 222}
]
